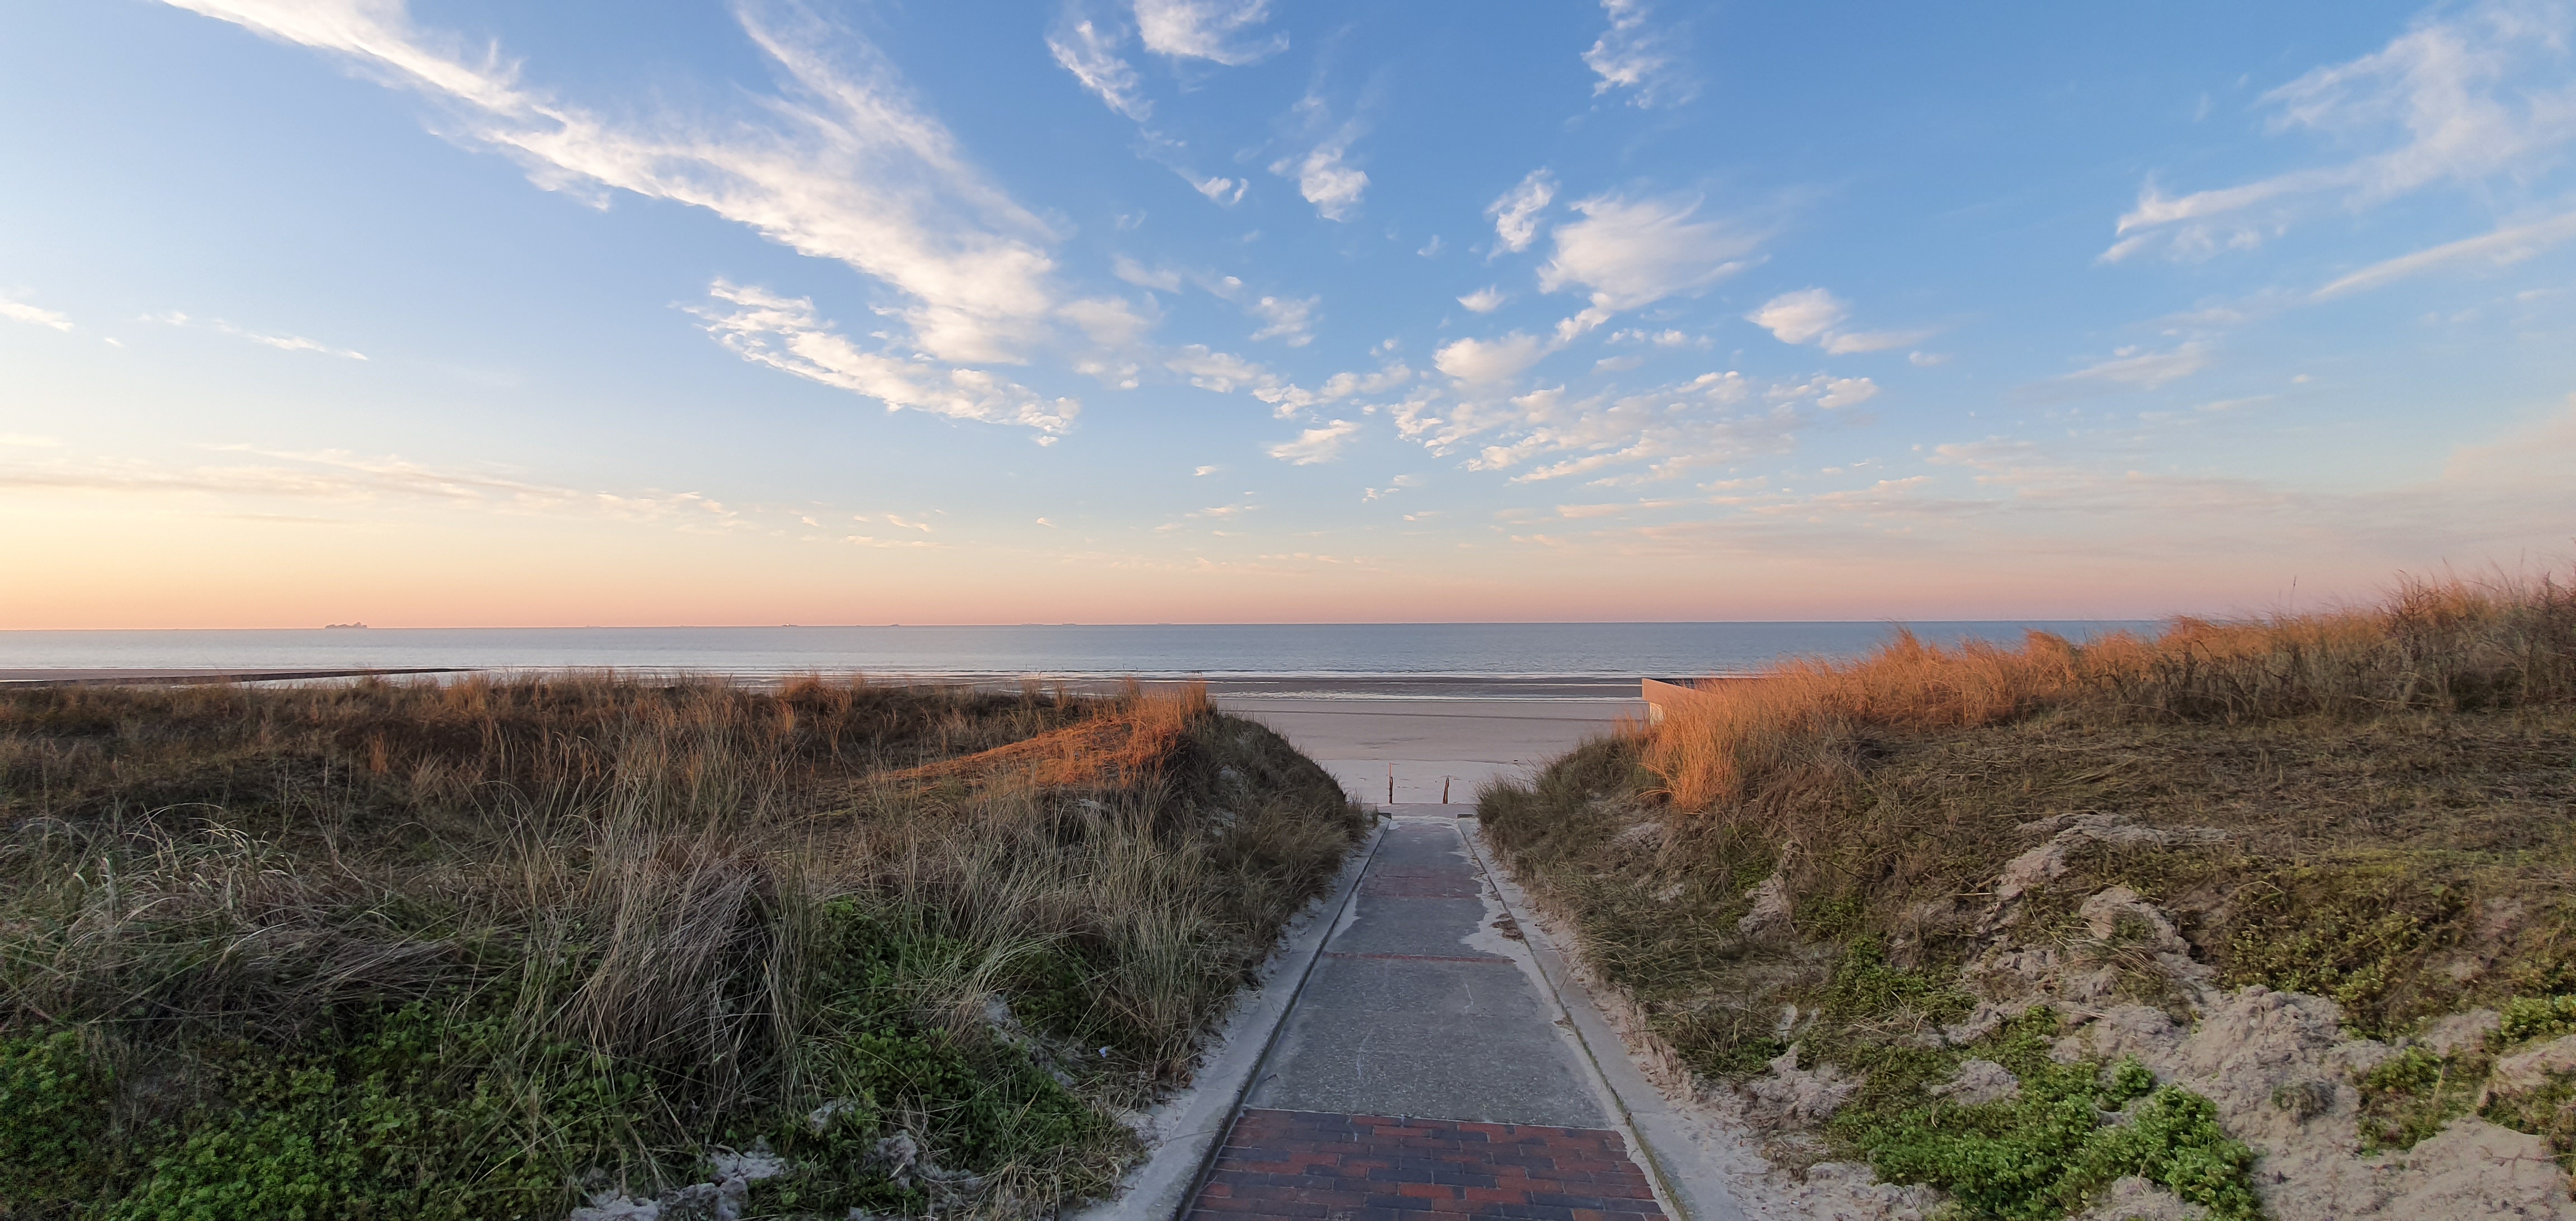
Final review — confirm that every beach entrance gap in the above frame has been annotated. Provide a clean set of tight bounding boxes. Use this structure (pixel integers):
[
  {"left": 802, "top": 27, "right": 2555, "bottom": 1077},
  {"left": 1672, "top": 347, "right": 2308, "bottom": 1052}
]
[
  {"left": 1183, "top": 692, "right": 1680, "bottom": 1220},
  {"left": 1212, "top": 683, "right": 1640, "bottom": 806}
]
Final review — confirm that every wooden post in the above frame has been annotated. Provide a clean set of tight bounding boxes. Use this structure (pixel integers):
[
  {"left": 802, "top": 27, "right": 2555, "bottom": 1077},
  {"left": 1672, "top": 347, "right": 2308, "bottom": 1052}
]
[
  {"left": 1442, "top": 775, "right": 1451, "bottom": 803},
  {"left": 1387, "top": 765, "right": 1394, "bottom": 804}
]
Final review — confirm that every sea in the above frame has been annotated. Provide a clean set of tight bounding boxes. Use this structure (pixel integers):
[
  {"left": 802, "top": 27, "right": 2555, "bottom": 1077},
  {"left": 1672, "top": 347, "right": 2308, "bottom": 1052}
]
[{"left": 0, "top": 622, "right": 2154, "bottom": 699}]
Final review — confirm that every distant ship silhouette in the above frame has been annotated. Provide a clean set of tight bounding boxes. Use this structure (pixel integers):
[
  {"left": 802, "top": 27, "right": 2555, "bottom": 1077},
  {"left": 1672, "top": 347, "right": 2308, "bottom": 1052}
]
[{"left": 323, "top": 622, "right": 370, "bottom": 630}]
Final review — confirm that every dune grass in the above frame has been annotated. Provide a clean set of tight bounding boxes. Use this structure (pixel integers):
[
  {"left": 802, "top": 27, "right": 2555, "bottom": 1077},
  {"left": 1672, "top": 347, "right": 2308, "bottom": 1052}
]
[
  {"left": 0, "top": 674, "right": 1366, "bottom": 1220},
  {"left": 1481, "top": 571, "right": 2576, "bottom": 1217}
]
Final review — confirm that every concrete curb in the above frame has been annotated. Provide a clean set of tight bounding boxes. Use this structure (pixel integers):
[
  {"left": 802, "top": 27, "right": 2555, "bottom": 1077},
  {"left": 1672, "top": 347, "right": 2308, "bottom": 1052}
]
[
  {"left": 1068, "top": 816, "right": 1391, "bottom": 1221},
  {"left": 1461, "top": 821, "right": 1749, "bottom": 1221}
]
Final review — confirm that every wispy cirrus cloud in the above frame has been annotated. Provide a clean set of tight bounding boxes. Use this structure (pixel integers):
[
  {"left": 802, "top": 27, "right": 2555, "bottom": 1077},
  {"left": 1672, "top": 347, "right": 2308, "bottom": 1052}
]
[
  {"left": 2052, "top": 343, "right": 2210, "bottom": 391},
  {"left": 1133, "top": 0, "right": 1286, "bottom": 65},
  {"left": 2105, "top": 0, "right": 2576, "bottom": 263},
  {"left": 1, "top": 296, "right": 74, "bottom": 332},
  {"left": 0, "top": 447, "right": 747, "bottom": 529},
  {"left": 1047, "top": 16, "right": 1151, "bottom": 121},
  {"left": 145, "top": 311, "right": 367, "bottom": 359},
  {"left": 2313, "top": 207, "right": 2576, "bottom": 298},
  {"left": 1487, "top": 169, "right": 1556, "bottom": 254},
  {"left": 1583, "top": 0, "right": 1694, "bottom": 108},
  {"left": 690, "top": 282, "right": 1078, "bottom": 438},
  {"left": 167, "top": 0, "right": 1063, "bottom": 368}
]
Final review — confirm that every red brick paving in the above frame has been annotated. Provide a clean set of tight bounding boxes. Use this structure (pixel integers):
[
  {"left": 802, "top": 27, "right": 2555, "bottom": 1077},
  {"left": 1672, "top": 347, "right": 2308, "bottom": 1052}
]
[{"left": 1187, "top": 1108, "right": 1667, "bottom": 1220}]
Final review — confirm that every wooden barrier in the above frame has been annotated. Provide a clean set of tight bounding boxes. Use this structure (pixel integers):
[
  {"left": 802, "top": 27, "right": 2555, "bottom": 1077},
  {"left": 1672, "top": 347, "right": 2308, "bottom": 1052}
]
[{"left": 1640, "top": 676, "right": 1708, "bottom": 725}]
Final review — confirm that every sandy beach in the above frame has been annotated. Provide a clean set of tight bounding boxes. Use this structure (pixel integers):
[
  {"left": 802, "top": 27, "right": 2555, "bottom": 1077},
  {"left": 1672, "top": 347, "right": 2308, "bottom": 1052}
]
[
  {"left": 0, "top": 666, "right": 1644, "bottom": 807},
  {"left": 1215, "top": 693, "right": 1639, "bottom": 803}
]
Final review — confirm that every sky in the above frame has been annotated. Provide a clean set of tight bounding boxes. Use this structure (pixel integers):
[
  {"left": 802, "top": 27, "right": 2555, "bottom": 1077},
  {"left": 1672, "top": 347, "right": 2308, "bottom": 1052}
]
[{"left": 3, "top": 0, "right": 2573, "bottom": 628}]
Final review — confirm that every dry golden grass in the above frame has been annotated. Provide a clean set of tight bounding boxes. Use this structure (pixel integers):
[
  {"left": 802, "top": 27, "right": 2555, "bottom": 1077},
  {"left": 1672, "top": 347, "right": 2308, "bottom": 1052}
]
[
  {"left": 1481, "top": 567, "right": 2576, "bottom": 1198},
  {"left": 884, "top": 680, "right": 1211, "bottom": 788},
  {"left": 1645, "top": 570, "right": 2576, "bottom": 813},
  {"left": 0, "top": 673, "right": 1363, "bottom": 1219}
]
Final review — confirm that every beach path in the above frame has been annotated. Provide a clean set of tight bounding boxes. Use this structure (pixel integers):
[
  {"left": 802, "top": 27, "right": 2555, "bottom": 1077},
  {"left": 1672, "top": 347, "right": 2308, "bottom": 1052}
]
[
  {"left": 1186, "top": 806, "right": 1670, "bottom": 1220},
  {"left": 1214, "top": 687, "right": 1640, "bottom": 804}
]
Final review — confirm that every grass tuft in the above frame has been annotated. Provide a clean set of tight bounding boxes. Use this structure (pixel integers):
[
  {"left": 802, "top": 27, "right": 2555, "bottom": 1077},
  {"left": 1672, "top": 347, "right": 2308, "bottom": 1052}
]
[
  {"left": 0, "top": 674, "right": 1364, "bottom": 1218},
  {"left": 1483, "top": 568, "right": 2576, "bottom": 1218}
]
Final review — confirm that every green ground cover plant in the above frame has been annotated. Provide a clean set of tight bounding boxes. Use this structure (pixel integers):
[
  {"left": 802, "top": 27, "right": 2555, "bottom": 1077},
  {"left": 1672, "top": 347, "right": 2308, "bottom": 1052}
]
[
  {"left": 0, "top": 674, "right": 1365, "bottom": 1219},
  {"left": 1482, "top": 571, "right": 2576, "bottom": 1218}
]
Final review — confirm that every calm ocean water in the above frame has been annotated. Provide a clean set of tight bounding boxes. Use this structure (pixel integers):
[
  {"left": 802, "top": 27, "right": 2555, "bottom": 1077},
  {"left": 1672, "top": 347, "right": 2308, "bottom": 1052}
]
[{"left": 0, "top": 622, "right": 2153, "bottom": 692}]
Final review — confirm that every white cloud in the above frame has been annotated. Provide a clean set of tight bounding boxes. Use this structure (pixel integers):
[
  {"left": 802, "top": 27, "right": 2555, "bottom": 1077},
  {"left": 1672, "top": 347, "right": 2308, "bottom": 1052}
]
[
  {"left": 1540, "top": 195, "right": 1760, "bottom": 311},
  {"left": 2058, "top": 343, "right": 2209, "bottom": 391},
  {"left": 1274, "top": 142, "right": 1367, "bottom": 220},
  {"left": 1909, "top": 351, "right": 1952, "bottom": 367},
  {"left": 1266, "top": 418, "right": 1360, "bottom": 465},
  {"left": 1192, "top": 174, "right": 1247, "bottom": 205},
  {"left": 1486, "top": 169, "right": 1556, "bottom": 253},
  {"left": 1434, "top": 333, "right": 1550, "bottom": 384},
  {"left": 1815, "top": 376, "right": 1879, "bottom": 408},
  {"left": 1164, "top": 344, "right": 1273, "bottom": 393},
  {"left": 1193, "top": 464, "right": 1221, "bottom": 476},
  {"left": 1247, "top": 294, "right": 1319, "bottom": 345},
  {"left": 1112, "top": 255, "right": 1183, "bottom": 292},
  {"left": 0, "top": 446, "right": 751, "bottom": 531},
  {"left": 167, "top": 0, "right": 1061, "bottom": 366},
  {"left": 143, "top": 309, "right": 367, "bottom": 358},
  {"left": 1583, "top": 0, "right": 1694, "bottom": 108},
  {"left": 1458, "top": 286, "right": 1509, "bottom": 313},
  {"left": 1820, "top": 330, "right": 1929, "bottom": 355},
  {"left": 2313, "top": 207, "right": 2576, "bottom": 297},
  {"left": 1048, "top": 18, "right": 1150, "bottom": 121},
  {"left": 692, "top": 281, "right": 1077, "bottom": 437},
  {"left": 1270, "top": 97, "right": 1369, "bottom": 221},
  {"left": 1748, "top": 287, "right": 1933, "bottom": 354},
  {"left": 1134, "top": 0, "right": 1286, "bottom": 65},
  {"left": 2106, "top": 0, "right": 2576, "bottom": 262},
  {"left": 0, "top": 298, "right": 73, "bottom": 332},
  {"left": 1748, "top": 288, "right": 1846, "bottom": 345},
  {"left": 842, "top": 534, "right": 943, "bottom": 549},
  {"left": 1391, "top": 369, "right": 1824, "bottom": 485},
  {"left": 0, "top": 435, "right": 64, "bottom": 447},
  {"left": 1608, "top": 328, "right": 1707, "bottom": 349},
  {"left": 226, "top": 324, "right": 367, "bottom": 359},
  {"left": 1059, "top": 295, "right": 1159, "bottom": 347},
  {"left": 1252, "top": 362, "right": 1414, "bottom": 417}
]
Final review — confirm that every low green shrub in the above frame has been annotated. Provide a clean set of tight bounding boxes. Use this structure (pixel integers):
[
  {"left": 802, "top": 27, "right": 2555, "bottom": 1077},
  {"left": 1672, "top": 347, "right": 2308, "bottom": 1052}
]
[
  {"left": 2480, "top": 1072, "right": 2576, "bottom": 1172},
  {"left": 1, "top": 1028, "right": 117, "bottom": 1211},
  {"left": 1832, "top": 1011, "right": 2261, "bottom": 1220},
  {"left": 2499, "top": 995, "right": 2576, "bottom": 1044},
  {"left": 2354, "top": 1044, "right": 2479, "bottom": 1155},
  {"left": 101, "top": 1002, "right": 654, "bottom": 1221}
]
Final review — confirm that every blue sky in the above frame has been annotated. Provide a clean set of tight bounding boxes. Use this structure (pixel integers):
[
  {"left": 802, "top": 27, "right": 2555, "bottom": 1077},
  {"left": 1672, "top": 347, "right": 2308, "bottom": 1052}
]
[{"left": 3, "top": 0, "right": 2572, "bottom": 627}]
